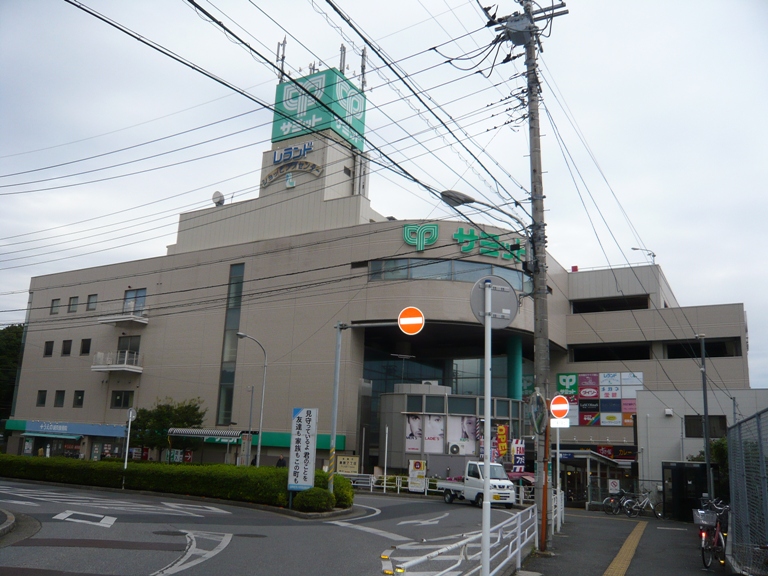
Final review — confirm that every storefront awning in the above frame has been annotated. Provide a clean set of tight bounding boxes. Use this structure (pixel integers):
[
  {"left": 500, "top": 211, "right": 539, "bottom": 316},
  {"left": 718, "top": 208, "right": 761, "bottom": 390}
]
[
  {"left": 167, "top": 428, "right": 244, "bottom": 438},
  {"left": 21, "top": 432, "right": 82, "bottom": 440}
]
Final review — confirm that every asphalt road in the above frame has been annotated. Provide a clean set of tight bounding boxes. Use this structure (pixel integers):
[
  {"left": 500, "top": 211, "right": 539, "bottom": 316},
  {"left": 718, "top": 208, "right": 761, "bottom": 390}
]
[{"left": 0, "top": 480, "right": 520, "bottom": 575}]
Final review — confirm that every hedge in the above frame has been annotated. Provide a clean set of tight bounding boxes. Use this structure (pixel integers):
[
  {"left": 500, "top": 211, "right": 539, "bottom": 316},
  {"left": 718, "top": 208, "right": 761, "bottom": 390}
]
[{"left": 0, "top": 454, "right": 353, "bottom": 510}]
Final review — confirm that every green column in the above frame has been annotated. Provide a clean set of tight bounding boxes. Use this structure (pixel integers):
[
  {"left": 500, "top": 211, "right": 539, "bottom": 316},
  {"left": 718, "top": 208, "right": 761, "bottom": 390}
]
[{"left": 507, "top": 335, "right": 523, "bottom": 400}]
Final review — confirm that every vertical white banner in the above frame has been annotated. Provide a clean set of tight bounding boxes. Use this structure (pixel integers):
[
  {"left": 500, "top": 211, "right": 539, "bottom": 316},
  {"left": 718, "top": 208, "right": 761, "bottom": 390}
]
[{"left": 288, "top": 407, "right": 318, "bottom": 491}]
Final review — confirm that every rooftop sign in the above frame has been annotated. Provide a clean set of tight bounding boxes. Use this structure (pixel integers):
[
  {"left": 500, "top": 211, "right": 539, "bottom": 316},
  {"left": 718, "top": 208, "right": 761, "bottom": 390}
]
[{"left": 272, "top": 69, "right": 366, "bottom": 150}]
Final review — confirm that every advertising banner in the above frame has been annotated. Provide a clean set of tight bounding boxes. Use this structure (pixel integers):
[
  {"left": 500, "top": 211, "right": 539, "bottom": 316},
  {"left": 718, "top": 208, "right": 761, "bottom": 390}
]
[
  {"left": 405, "top": 415, "right": 422, "bottom": 453},
  {"left": 423, "top": 415, "right": 444, "bottom": 454},
  {"left": 408, "top": 460, "right": 427, "bottom": 493},
  {"left": 446, "top": 415, "right": 477, "bottom": 455},
  {"left": 511, "top": 439, "right": 526, "bottom": 472},
  {"left": 497, "top": 424, "right": 508, "bottom": 457},
  {"left": 288, "top": 407, "right": 318, "bottom": 491}
]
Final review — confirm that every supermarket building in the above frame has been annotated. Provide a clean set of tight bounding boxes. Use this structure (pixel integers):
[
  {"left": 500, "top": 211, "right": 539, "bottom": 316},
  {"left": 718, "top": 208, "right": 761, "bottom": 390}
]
[{"left": 6, "top": 70, "right": 761, "bottom": 494}]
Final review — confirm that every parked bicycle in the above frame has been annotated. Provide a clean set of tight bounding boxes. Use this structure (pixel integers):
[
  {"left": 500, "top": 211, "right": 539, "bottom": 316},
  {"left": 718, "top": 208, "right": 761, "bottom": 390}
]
[
  {"left": 695, "top": 498, "right": 730, "bottom": 568},
  {"left": 624, "top": 490, "right": 663, "bottom": 519},
  {"left": 602, "top": 489, "right": 634, "bottom": 515}
]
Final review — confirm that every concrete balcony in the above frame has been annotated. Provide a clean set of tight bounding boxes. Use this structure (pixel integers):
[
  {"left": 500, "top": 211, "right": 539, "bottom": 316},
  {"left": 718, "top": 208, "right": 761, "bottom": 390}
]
[
  {"left": 97, "top": 302, "right": 149, "bottom": 326},
  {"left": 91, "top": 351, "right": 144, "bottom": 373}
]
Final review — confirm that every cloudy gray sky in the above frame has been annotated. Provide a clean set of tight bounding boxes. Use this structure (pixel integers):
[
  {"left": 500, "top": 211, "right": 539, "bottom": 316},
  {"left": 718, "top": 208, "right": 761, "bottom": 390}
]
[{"left": 1, "top": 1, "right": 766, "bottom": 387}]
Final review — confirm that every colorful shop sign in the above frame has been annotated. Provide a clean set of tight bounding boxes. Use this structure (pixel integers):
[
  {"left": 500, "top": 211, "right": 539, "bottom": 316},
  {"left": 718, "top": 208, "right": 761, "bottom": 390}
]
[{"left": 272, "top": 69, "right": 366, "bottom": 150}]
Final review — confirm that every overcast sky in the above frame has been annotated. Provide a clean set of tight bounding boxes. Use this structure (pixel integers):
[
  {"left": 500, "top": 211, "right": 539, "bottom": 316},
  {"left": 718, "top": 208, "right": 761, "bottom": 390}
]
[{"left": 1, "top": 1, "right": 766, "bottom": 388}]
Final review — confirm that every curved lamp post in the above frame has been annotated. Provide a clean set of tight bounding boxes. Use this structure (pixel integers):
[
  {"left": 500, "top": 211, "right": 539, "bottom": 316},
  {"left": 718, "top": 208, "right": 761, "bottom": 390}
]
[{"left": 236, "top": 332, "right": 268, "bottom": 467}]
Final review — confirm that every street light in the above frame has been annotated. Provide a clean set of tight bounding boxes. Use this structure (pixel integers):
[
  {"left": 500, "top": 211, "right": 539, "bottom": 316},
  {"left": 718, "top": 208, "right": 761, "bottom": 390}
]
[
  {"left": 631, "top": 247, "right": 656, "bottom": 264},
  {"left": 440, "top": 190, "right": 530, "bottom": 234},
  {"left": 236, "top": 332, "right": 268, "bottom": 467}
]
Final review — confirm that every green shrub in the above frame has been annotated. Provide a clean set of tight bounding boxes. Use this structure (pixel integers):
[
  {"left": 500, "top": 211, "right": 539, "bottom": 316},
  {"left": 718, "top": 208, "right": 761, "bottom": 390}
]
[{"left": 293, "top": 487, "right": 335, "bottom": 512}]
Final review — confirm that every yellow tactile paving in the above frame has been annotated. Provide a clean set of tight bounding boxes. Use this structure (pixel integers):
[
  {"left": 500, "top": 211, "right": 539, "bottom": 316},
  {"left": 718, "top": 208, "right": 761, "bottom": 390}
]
[{"left": 602, "top": 520, "right": 648, "bottom": 576}]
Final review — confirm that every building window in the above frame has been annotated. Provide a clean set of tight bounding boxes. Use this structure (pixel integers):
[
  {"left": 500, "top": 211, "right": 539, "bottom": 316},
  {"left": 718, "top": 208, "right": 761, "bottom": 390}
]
[
  {"left": 36, "top": 390, "right": 47, "bottom": 407},
  {"left": 50, "top": 299, "right": 60, "bottom": 315},
  {"left": 86, "top": 294, "right": 98, "bottom": 311},
  {"left": 123, "top": 288, "right": 146, "bottom": 314},
  {"left": 216, "top": 263, "right": 244, "bottom": 425},
  {"left": 43, "top": 341, "right": 54, "bottom": 357},
  {"left": 73, "top": 390, "right": 85, "bottom": 408},
  {"left": 111, "top": 391, "right": 134, "bottom": 409},
  {"left": 61, "top": 340, "right": 72, "bottom": 356},
  {"left": 684, "top": 415, "right": 728, "bottom": 439},
  {"left": 80, "top": 338, "right": 91, "bottom": 355},
  {"left": 54, "top": 390, "right": 65, "bottom": 407},
  {"left": 68, "top": 296, "right": 79, "bottom": 313}
]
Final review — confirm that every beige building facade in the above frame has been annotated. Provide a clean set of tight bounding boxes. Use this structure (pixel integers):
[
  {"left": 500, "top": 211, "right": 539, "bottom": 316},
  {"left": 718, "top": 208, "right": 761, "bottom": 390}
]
[{"left": 7, "top": 123, "right": 755, "bottom": 483}]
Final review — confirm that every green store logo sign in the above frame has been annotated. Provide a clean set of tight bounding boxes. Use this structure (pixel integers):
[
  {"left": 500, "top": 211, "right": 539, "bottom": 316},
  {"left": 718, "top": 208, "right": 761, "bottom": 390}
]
[{"left": 403, "top": 224, "right": 439, "bottom": 251}]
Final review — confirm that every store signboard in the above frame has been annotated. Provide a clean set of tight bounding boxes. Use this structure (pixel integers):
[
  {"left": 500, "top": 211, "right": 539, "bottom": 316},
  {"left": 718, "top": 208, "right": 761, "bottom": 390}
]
[
  {"left": 288, "top": 407, "right": 318, "bottom": 491},
  {"left": 272, "top": 69, "right": 366, "bottom": 150},
  {"left": 408, "top": 460, "right": 427, "bottom": 493}
]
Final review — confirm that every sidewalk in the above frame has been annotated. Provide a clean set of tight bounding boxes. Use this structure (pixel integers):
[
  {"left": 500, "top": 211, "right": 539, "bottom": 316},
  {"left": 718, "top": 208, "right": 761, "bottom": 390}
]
[{"left": 518, "top": 509, "right": 738, "bottom": 576}]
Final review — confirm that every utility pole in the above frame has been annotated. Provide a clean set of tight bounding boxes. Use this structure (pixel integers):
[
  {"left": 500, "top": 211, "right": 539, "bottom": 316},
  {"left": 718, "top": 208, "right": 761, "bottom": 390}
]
[
  {"left": 697, "top": 334, "right": 715, "bottom": 499},
  {"left": 493, "top": 0, "right": 567, "bottom": 551}
]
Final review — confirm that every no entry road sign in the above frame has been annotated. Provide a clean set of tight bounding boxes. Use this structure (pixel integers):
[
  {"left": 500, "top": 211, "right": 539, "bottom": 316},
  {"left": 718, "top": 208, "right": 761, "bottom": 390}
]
[
  {"left": 550, "top": 394, "right": 570, "bottom": 419},
  {"left": 398, "top": 307, "right": 425, "bottom": 335}
]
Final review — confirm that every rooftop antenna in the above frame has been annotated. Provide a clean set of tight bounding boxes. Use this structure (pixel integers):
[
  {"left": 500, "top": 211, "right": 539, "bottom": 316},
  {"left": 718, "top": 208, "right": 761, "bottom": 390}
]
[
  {"left": 276, "top": 36, "right": 287, "bottom": 82},
  {"left": 339, "top": 44, "right": 346, "bottom": 74},
  {"left": 360, "top": 47, "right": 367, "bottom": 92}
]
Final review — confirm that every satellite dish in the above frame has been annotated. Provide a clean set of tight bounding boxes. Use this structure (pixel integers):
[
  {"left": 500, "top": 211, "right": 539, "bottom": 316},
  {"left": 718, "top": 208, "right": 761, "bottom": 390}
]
[{"left": 212, "top": 191, "right": 225, "bottom": 206}]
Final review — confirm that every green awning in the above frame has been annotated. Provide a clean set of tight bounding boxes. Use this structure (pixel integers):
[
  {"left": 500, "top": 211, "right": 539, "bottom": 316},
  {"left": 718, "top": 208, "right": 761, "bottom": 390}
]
[{"left": 21, "top": 433, "right": 82, "bottom": 440}]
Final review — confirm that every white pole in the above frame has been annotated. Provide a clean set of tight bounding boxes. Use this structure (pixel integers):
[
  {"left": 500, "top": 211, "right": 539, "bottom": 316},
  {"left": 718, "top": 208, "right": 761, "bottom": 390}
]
[
  {"left": 123, "top": 417, "right": 132, "bottom": 472},
  {"left": 383, "top": 425, "right": 389, "bottom": 494},
  {"left": 481, "top": 279, "right": 492, "bottom": 576}
]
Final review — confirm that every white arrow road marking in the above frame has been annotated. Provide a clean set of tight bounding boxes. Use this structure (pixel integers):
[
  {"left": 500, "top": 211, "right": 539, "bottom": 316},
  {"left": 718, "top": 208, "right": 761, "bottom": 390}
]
[
  {"left": 0, "top": 500, "right": 39, "bottom": 506},
  {"left": 329, "top": 520, "right": 411, "bottom": 541},
  {"left": 398, "top": 512, "right": 449, "bottom": 526},
  {"left": 151, "top": 530, "right": 232, "bottom": 575},
  {"left": 53, "top": 510, "right": 116, "bottom": 527}
]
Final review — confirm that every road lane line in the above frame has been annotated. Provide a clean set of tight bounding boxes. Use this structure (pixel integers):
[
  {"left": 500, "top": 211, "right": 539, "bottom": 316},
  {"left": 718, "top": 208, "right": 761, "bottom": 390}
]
[
  {"left": 602, "top": 520, "right": 647, "bottom": 576},
  {"left": 330, "top": 520, "right": 411, "bottom": 541}
]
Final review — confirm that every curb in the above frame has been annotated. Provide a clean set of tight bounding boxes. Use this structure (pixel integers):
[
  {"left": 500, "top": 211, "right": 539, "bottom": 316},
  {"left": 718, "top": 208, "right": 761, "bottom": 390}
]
[{"left": 0, "top": 509, "right": 15, "bottom": 537}]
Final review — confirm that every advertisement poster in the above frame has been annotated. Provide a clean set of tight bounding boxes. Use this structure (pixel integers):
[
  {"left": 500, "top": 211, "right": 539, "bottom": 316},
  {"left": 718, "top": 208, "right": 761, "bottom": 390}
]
[
  {"left": 288, "top": 407, "right": 318, "bottom": 491},
  {"left": 405, "top": 415, "right": 422, "bottom": 452},
  {"left": 408, "top": 460, "right": 427, "bottom": 493},
  {"left": 423, "top": 415, "right": 444, "bottom": 454},
  {"left": 446, "top": 415, "right": 477, "bottom": 455},
  {"left": 406, "top": 415, "right": 445, "bottom": 453},
  {"left": 511, "top": 439, "right": 525, "bottom": 472}
]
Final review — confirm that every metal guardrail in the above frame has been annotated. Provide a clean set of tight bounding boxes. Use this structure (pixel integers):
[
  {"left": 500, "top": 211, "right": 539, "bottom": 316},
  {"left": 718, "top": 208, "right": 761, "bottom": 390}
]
[
  {"left": 341, "top": 473, "right": 536, "bottom": 505},
  {"left": 382, "top": 504, "right": 538, "bottom": 575},
  {"left": 92, "top": 350, "right": 143, "bottom": 368}
]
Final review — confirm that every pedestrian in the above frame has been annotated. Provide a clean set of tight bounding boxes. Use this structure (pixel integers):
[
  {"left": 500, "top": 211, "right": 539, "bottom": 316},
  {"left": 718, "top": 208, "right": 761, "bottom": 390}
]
[{"left": 275, "top": 454, "right": 286, "bottom": 467}]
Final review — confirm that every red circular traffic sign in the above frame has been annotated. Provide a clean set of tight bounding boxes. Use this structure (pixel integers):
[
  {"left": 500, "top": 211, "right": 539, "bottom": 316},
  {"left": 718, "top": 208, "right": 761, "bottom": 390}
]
[
  {"left": 550, "top": 395, "right": 570, "bottom": 419},
  {"left": 398, "top": 306, "right": 425, "bottom": 335}
]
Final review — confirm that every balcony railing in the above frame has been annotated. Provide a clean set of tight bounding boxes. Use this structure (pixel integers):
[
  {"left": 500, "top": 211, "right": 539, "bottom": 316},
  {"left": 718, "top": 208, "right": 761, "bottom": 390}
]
[
  {"left": 97, "top": 301, "right": 149, "bottom": 325},
  {"left": 91, "top": 350, "right": 144, "bottom": 373}
]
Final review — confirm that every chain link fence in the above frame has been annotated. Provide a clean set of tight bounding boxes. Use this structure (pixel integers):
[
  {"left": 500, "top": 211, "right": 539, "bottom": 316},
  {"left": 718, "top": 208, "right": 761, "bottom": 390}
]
[{"left": 728, "top": 407, "right": 768, "bottom": 575}]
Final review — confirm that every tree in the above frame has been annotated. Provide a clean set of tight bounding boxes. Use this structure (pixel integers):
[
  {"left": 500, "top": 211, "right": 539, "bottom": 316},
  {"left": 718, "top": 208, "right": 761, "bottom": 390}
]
[
  {"left": 0, "top": 324, "right": 24, "bottom": 423},
  {"left": 132, "top": 397, "right": 207, "bottom": 453},
  {"left": 688, "top": 436, "right": 730, "bottom": 499}
]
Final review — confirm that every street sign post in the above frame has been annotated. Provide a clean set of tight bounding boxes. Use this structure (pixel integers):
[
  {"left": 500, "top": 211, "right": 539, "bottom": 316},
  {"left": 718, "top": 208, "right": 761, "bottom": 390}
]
[
  {"left": 398, "top": 306, "right": 425, "bottom": 335},
  {"left": 549, "top": 394, "right": 570, "bottom": 499}
]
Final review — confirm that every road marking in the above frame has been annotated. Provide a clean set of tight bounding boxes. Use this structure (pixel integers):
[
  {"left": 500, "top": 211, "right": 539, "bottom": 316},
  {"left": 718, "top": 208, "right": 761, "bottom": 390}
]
[
  {"left": 398, "top": 512, "right": 449, "bottom": 526},
  {"left": 53, "top": 510, "right": 116, "bottom": 528},
  {"left": 330, "top": 520, "right": 411, "bottom": 541},
  {"left": 151, "top": 530, "right": 232, "bottom": 575},
  {"left": 657, "top": 526, "right": 687, "bottom": 531},
  {"left": 602, "top": 520, "right": 647, "bottom": 576},
  {"left": 0, "top": 499, "right": 39, "bottom": 506}
]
